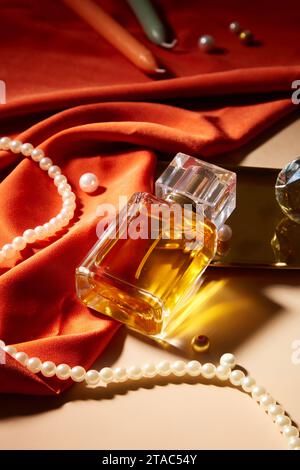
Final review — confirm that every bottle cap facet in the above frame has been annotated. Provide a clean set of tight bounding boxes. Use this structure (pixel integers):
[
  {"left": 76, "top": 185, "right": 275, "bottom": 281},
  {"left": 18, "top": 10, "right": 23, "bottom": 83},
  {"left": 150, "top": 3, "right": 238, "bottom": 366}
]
[{"left": 155, "top": 153, "right": 236, "bottom": 228}]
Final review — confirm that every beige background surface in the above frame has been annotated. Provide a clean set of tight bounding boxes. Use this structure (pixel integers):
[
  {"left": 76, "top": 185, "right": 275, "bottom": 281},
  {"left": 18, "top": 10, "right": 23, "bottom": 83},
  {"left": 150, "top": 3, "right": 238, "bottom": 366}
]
[{"left": 0, "top": 112, "right": 300, "bottom": 450}]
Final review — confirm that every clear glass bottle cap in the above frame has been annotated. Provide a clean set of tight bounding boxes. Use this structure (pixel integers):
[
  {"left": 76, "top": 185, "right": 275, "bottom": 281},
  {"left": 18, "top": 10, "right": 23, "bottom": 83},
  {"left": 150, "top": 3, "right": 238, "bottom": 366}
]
[{"left": 155, "top": 153, "right": 236, "bottom": 228}]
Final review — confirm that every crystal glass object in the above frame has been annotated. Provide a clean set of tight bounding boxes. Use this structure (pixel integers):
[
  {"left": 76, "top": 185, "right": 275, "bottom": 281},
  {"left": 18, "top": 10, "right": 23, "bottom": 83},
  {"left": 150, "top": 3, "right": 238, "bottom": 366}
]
[
  {"left": 275, "top": 158, "right": 300, "bottom": 224},
  {"left": 76, "top": 154, "right": 236, "bottom": 338}
]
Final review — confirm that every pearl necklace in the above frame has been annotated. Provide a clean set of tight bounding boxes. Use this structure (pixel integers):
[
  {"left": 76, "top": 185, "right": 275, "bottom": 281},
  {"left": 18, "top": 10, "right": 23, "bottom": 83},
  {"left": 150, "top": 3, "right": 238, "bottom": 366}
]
[
  {"left": 0, "top": 137, "right": 76, "bottom": 263},
  {"left": 1, "top": 340, "right": 299, "bottom": 450},
  {"left": 0, "top": 137, "right": 299, "bottom": 450}
]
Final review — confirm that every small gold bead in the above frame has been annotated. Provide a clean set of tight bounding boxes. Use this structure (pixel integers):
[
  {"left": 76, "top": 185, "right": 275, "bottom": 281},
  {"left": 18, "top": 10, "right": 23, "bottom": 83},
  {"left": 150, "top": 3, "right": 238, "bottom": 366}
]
[
  {"left": 191, "top": 335, "right": 210, "bottom": 353},
  {"left": 239, "top": 30, "right": 253, "bottom": 45}
]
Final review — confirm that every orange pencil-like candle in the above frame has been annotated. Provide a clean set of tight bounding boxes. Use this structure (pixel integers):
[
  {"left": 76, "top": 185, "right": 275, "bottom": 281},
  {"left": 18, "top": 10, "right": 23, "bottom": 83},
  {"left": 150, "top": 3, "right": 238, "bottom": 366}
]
[{"left": 63, "top": 0, "right": 165, "bottom": 74}]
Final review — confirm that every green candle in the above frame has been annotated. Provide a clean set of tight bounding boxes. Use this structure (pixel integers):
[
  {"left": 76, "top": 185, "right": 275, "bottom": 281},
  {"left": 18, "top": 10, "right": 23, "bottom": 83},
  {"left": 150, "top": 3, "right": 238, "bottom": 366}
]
[{"left": 127, "top": 0, "right": 176, "bottom": 48}]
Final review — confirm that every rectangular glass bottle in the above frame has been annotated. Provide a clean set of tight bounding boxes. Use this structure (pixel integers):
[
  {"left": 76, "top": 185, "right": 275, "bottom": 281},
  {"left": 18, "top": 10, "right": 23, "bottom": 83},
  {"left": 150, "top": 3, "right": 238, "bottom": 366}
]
[{"left": 76, "top": 153, "right": 236, "bottom": 338}]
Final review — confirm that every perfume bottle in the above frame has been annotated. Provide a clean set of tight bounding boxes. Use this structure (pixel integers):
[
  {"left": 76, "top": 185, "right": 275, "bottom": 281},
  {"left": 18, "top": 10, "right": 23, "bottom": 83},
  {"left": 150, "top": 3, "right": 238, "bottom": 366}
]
[{"left": 76, "top": 153, "right": 236, "bottom": 337}]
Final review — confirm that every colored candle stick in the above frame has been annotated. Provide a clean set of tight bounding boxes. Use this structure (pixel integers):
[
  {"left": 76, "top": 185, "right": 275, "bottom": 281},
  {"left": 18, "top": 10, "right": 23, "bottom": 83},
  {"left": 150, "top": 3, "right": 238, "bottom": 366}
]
[
  {"left": 63, "top": 0, "right": 165, "bottom": 75},
  {"left": 127, "top": 0, "right": 176, "bottom": 48}
]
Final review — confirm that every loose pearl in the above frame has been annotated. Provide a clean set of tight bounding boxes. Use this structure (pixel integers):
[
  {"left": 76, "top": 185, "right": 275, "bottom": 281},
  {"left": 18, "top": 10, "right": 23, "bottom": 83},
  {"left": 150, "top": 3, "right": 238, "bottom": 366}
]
[
  {"left": 23, "top": 229, "right": 37, "bottom": 244},
  {"left": 54, "top": 174, "right": 67, "bottom": 186},
  {"left": 4, "top": 345, "right": 17, "bottom": 356},
  {"left": 216, "top": 364, "right": 231, "bottom": 381},
  {"left": 260, "top": 394, "right": 275, "bottom": 409},
  {"left": 142, "top": 363, "right": 157, "bottom": 378},
  {"left": 2, "top": 244, "right": 16, "bottom": 259},
  {"left": 217, "top": 225, "right": 232, "bottom": 242},
  {"left": 229, "top": 370, "right": 245, "bottom": 386},
  {"left": 127, "top": 365, "right": 142, "bottom": 380},
  {"left": 156, "top": 361, "right": 171, "bottom": 377},
  {"left": 276, "top": 415, "right": 291, "bottom": 429},
  {"left": 171, "top": 360, "right": 186, "bottom": 377},
  {"left": 27, "top": 357, "right": 42, "bottom": 373},
  {"left": 41, "top": 361, "right": 56, "bottom": 378},
  {"left": 85, "top": 370, "right": 100, "bottom": 386},
  {"left": 0, "top": 136, "right": 11, "bottom": 150},
  {"left": 99, "top": 367, "right": 114, "bottom": 384},
  {"left": 14, "top": 351, "right": 29, "bottom": 365},
  {"left": 31, "top": 148, "right": 45, "bottom": 162},
  {"left": 48, "top": 165, "right": 61, "bottom": 179},
  {"left": 12, "top": 236, "right": 26, "bottom": 251},
  {"left": 229, "top": 21, "right": 241, "bottom": 34},
  {"left": 114, "top": 367, "right": 128, "bottom": 382},
  {"left": 268, "top": 404, "right": 284, "bottom": 421},
  {"left": 220, "top": 353, "right": 236, "bottom": 369},
  {"left": 251, "top": 385, "right": 266, "bottom": 401},
  {"left": 282, "top": 425, "right": 299, "bottom": 439},
  {"left": 79, "top": 173, "right": 99, "bottom": 194},
  {"left": 10, "top": 140, "right": 22, "bottom": 153},
  {"left": 39, "top": 157, "right": 53, "bottom": 171},
  {"left": 21, "top": 143, "right": 34, "bottom": 156},
  {"left": 241, "top": 376, "right": 256, "bottom": 393},
  {"left": 56, "top": 364, "right": 71, "bottom": 380},
  {"left": 288, "top": 436, "right": 300, "bottom": 450},
  {"left": 71, "top": 366, "right": 86, "bottom": 382},
  {"left": 186, "top": 360, "right": 202, "bottom": 377},
  {"left": 198, "top": 35, "right": 215, "bottom": 52},
  {"left": 202, "top": 363, "right": 216, "bottom": 379},
  {"left": 34, "top": 225, "right": 47, "bottom": 240}
]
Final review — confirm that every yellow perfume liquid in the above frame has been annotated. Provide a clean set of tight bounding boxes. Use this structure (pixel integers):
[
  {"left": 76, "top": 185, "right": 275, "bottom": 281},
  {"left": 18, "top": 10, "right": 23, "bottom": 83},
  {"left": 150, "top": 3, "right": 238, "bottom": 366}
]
[{"left": 76, "top": 193, "right": 217, "bottom": 336}]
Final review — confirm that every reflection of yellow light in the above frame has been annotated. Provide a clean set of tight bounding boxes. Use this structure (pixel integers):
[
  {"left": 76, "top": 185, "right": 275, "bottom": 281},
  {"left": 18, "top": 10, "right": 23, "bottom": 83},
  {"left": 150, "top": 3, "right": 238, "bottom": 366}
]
[
  {"left": 161, "top": 279, "right": 226, "bottom": 341},
  {"left": 275, "top": 262, "right": 287, "bottom": 267}
]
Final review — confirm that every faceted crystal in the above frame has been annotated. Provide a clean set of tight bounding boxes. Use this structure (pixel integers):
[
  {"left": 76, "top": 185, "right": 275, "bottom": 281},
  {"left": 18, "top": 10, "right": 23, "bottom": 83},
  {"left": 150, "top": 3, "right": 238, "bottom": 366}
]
[{"left": 275, "top": 158, "right": 300, "bottom": 223}]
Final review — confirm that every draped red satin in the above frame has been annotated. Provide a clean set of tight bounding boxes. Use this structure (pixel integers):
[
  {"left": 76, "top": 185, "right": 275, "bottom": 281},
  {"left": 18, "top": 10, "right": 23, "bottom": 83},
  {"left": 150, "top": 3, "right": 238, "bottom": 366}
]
[{"left": 0, "top": 0, "right": 299, "bottom": 395}]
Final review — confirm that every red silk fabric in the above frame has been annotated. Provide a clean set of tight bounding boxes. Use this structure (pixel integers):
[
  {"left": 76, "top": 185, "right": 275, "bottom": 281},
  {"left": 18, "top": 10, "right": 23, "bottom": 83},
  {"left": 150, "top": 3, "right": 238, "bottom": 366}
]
[{"left": 0, "top": 0, "right": 299, "bottom": 395}]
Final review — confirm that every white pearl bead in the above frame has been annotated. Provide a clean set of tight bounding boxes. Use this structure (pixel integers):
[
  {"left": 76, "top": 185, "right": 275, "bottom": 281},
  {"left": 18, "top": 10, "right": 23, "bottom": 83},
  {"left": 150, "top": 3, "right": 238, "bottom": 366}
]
[
  {"left": 127, "top": 365, "right": 142, "bottom": 380},
  {"left": 58, "top": 183, "right": 71, "bottom": 195},
  {"left": 71, "top": 366, "right": 86, "bottom": 382},
  {"left": 12, "top": 236, "right": 26, "bottom": 251},
  {"left": 86, "top": 369, "right": 100, "bottom": 386},
  {"left": 229, "top": 21, "right": 241, "bottom": 34},
  {"left": 259, "top": 394, "right": 275, "bottom": 409},
  {"left": 2, "top": 244, "right": 16, "bottom": 259},
  {"left": 10, "top": 140, "right": 22, "bottom": 153},
  {"left": 43, "top": 223, "right": 54, "bottom": 236},
  {"left": 41, "top": 361, "right": 56, "bottom": 377},
  {"left": 63, "top": 192, "right": 76, "bottom": 202},
  {"left": 20, "top": 143, "right": 34, "bottom": 156},
  {"left": 142, "top": 363, "right": 157, "bottom": 378},
  {"left": 54, "top": 174, "right": 67, "bottom": 186},
  {"left": 4, "top": 345, "right": 17, "bottom": 356},
  {"left": 34, "top": 225, "right": 47, "bottom": 240},
  {"left": 199, "top": 35, "right": 215, "bottom": 52},
  {"left": 229, "top": 369, "right": 245, "bottom": 386},
  {"left": 55, "top": 214, "right": 69, "bottom": 227},
  {"left": 79, "top": 173, "right": 99, "bottom": 194},
  {"left": 288, "top": 436, "right": 300, "bottom": 450},
  {"left": 39, "top": 157, "right": 53, "bottom": 171},
  {"left": 267, "top": 404, "right": 284, "bottom": 420},
  {"left": 202, "top": 363, "right": 216, "bottom": 379},
  {"left": 251, "top": 385, "right": 266, "bottom": 401},
  {"left": 0, "top": 136, "right": 11, "bottom": 150},
  {"left": 23, "top": 229, "right": 37, "bottom": 244},
  {"left": 114, "top": 367, "right": 128, "bottom": 382},
  {"left": 48, "top": 165, "right": 61, "bottom": 179},
  {"left": 14, "top": 351, "right": 29, "bottom": 365},
  {"left": 156, "top": 360, "right": 171, "bottom": 376},
  {"left": 186, "top": 360, "right": 202, "bottom": 377},
  {"left": 282, "top": 425, "right": 299, "bottom": 439},
  {"left": 241, "top": 376, "right": 256, "bottom": 393},
  {"left": 217, "top": 225, "right": 232, "bottom": 242},
  {"left": 31, "top": 148, "right": 45, "bottom": 162},
  {"left": 0, "top": 340, "right": 5, "bottom": 349},
  {"left": 56, "top": 364, "right": 71, "bottom": 380},
  {"left": 171, "top": 360, "right": 186, "bottom": 377},
  {"left": 60, "top": 208, "right": 73, "bottom": 219},
  {"left": 99, "top": 367, "right": 114, "bottom": 384},
  {"left": 220, "top": 353, "right": 236, "bottom": 369},
  {"left": 276, "top": 414, "right": 291, "bottom": 429},
  {"left": 27, "top": 357, "right": 42, "bottom": 373},
  {"left": 216, "top": 364, "right": 231, "bottom": 381}
]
